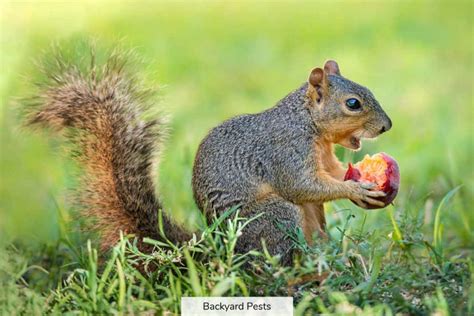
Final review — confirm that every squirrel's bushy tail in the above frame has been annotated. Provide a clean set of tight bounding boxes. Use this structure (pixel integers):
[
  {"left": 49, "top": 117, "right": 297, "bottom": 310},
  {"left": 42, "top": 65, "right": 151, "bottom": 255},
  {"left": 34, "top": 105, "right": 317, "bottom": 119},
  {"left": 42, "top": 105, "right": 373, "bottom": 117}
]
[{"left": 26, "top": 49, "right": 191, "bottom": 251}]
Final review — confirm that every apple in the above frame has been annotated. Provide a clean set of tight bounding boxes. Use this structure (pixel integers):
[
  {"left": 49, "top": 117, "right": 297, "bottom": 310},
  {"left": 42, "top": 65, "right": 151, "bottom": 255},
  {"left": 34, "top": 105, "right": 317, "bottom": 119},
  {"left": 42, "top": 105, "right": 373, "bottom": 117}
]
[{"left": 344, "top": 152, "right": 400, "bottom": 209}]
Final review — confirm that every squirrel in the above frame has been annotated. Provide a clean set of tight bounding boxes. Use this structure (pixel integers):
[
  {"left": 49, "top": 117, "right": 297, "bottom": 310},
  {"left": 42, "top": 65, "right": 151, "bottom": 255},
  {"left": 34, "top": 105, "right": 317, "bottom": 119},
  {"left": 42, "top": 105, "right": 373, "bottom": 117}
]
[
  {"left": 192, "top": 60, "right": 392, "bottom": 264},
  {"left": 26, "top": 51, "right": 391, "bottom": 264}
]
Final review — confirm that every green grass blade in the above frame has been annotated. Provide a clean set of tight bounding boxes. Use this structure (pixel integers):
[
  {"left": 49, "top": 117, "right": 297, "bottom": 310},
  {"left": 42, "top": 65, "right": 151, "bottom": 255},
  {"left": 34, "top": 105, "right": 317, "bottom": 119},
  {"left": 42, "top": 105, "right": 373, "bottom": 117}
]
[
  {"left": 183, "top": 248, "right": 202, "bottom": 296},
  {"left": 433, "top": 186, "right": 461, "bottom": 252},
  {"left": 388, "top": 205, "right": 404, "bottom": 249},
  {"left": 115, "top": 258, "right": 126, "bottom": 314}
]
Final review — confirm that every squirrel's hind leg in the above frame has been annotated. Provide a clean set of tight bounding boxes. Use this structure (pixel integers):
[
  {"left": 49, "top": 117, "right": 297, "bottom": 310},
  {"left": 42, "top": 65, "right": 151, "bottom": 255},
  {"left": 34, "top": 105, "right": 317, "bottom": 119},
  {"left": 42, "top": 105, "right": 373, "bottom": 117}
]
[
  {"left": 237, "top": 196, "right": 302, "bottom": 266},
  {"left": 298, "top": 203, "right": 327, "bottom": 244}
]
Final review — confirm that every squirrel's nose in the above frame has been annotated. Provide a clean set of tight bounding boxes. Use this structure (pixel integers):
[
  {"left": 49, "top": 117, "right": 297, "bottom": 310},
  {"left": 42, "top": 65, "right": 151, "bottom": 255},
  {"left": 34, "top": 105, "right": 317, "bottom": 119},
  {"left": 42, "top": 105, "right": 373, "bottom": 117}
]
[{"left": 379, "top": 118, "right": 392, "bottom": 134}]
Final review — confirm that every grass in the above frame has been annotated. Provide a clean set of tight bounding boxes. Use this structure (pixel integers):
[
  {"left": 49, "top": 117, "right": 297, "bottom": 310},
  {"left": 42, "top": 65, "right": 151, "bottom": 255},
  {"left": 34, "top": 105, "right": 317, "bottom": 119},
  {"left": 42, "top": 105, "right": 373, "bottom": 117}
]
[
  {"left": 1, "top": 0, "right": 473, "bottom": 315},
  {"left": 1, "top": 202, "right": 471, "bottom": 315}
]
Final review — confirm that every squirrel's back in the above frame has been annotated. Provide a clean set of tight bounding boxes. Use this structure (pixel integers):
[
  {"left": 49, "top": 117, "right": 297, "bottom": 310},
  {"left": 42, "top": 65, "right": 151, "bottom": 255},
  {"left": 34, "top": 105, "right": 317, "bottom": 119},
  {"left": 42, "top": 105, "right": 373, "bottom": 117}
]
[{"left": 192, "top": 83, "right": 315, "bottom": 215}]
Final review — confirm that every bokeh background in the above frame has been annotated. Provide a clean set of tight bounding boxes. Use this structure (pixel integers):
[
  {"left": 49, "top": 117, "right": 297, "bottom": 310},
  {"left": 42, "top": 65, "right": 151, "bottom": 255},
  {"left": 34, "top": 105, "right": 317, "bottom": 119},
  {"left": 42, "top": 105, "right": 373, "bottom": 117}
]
[{"left": 1, "top": 1, "right": 473, "bottom": 255}]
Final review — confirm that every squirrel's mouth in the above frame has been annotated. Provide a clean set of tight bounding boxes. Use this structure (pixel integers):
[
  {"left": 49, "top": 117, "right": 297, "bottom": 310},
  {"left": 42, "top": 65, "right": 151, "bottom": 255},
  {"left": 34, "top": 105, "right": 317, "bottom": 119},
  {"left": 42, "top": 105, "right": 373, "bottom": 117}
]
[
  {"left": 337, "top": 129, "right": 375, "bottom": 151},
  {"left": 337, "top": 135, "right": 362, "bottom": 150},
  {"left": 350, "top": 136, "right": 361, "bottom": 149}
]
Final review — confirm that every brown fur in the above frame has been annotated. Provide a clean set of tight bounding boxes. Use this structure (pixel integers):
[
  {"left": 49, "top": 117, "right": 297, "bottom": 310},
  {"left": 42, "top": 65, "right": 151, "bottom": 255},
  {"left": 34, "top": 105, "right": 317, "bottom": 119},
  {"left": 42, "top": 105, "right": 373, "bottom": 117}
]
[
  {"left": 315, "top": 139, "right": 346, "bottom": 181},
  {"left": 255, "top": 183, "right": 278, "bottom": 202},
  {"left": 25, "top": 51, "right": 191, "bottom": 251},
  {"left": 299, "top": 202, "right": 327, "bottom": 244}
]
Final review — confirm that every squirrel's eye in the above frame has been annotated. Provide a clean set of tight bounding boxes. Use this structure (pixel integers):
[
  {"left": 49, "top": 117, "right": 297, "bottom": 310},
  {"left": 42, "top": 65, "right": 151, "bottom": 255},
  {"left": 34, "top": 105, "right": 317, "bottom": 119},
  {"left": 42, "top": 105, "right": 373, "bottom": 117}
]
[{"left": 345, "top": 98, "right": 362, "bottom": 110}]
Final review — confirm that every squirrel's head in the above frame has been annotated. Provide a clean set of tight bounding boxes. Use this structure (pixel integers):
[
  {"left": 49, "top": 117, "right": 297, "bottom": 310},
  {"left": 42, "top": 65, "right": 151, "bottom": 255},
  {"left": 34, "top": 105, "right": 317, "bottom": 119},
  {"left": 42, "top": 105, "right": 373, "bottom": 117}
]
[{"left": 305, "top": 60, "right": 392, "bottom": 150}]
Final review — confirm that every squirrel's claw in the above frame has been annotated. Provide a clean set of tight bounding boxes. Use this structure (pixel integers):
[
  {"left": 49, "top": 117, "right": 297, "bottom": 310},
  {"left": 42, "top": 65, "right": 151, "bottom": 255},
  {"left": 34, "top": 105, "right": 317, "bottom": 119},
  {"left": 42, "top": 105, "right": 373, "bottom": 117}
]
[
  {"left": 360, "top": 182, "right": 376, "bottom": 190},
  {"left": 365, "top": 190, "right": 386, "bottom": 197},
  {"left": 346, "top": 180, "right": 387, "bottom": 208},
  {"left": 362, "top": 197, "right": 386, "bottom": 207},
  {"left": 353, "top": 198, "right": 368, "bottom": 208}
]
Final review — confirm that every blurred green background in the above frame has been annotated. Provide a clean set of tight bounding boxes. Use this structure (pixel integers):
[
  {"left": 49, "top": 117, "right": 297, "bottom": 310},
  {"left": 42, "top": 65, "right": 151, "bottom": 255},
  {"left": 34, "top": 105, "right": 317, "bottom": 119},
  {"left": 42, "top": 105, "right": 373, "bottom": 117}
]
[{"left": 1, "top": 1, "right": 473, "bottom": 252}]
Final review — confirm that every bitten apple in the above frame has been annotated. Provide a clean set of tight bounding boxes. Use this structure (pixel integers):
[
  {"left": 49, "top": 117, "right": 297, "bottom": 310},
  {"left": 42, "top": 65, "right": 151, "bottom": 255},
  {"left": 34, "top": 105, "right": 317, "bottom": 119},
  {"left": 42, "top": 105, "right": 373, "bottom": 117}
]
[{"left": 344, "top": 152, "right": 400, "bottom": 209}]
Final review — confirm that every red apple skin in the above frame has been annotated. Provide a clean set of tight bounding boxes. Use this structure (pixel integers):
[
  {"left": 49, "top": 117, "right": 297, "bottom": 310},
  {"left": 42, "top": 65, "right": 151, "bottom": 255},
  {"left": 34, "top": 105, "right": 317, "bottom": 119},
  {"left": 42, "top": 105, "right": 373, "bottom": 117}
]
[
  {"left": 344, "top": 153, "right": 400, "bottom": 209},
  {"left": 345, "top": 163, "right": 361, "bottom": 181}
]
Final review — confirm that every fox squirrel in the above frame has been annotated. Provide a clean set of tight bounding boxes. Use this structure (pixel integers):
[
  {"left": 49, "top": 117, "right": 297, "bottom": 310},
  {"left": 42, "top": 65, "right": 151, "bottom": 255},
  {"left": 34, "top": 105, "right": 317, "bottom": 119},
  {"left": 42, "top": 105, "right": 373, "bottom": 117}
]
[{"left": 26, "top": 51, "right": 391, "bottom": 264}]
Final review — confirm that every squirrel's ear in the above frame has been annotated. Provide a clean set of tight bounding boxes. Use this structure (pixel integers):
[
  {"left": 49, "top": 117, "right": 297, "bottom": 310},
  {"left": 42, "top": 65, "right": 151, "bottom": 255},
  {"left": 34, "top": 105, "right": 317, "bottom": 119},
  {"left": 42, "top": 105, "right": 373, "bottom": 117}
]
[
  {"left": 307, "top": 67, "right": 326, "bottom": 103},
  {"left": 324, "top": 60, "right": 341, "bottom": 76},
  {"left": 309, "top": 67, "right": 324, "bottom": 87}
]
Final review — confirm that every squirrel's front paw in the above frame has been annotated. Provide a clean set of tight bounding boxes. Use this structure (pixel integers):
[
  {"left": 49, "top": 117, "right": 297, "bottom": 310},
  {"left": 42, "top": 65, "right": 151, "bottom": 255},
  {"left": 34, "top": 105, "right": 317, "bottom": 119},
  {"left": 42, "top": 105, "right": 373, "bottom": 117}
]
[{"left": 345, "top": 180, "right": 386, "bottom": 208}]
